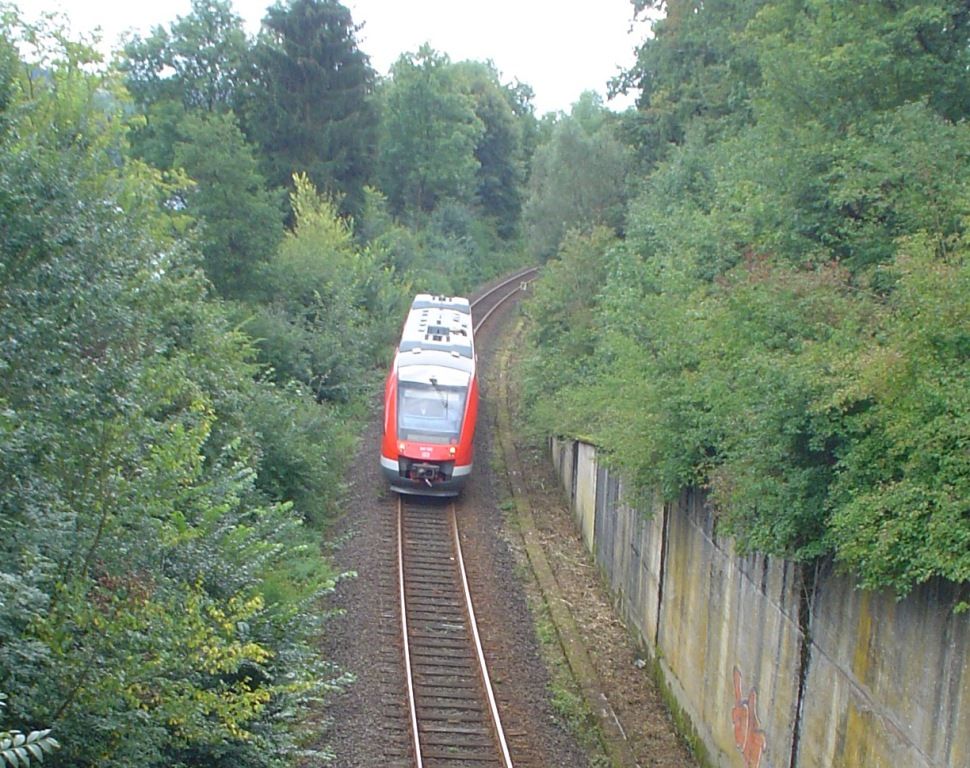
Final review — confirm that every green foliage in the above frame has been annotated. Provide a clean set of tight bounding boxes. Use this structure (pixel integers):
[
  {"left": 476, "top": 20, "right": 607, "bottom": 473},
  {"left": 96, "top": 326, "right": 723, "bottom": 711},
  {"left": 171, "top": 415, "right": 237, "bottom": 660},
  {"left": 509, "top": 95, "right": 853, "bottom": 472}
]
[
  {"left": 378, "top": 45, "right": 484, "bottom": 217},
  {"left": 820, "top": 103, "right": 970, "bottom": 269},
  {"left": 526, "top": 0, "right": 970, "bottom": 596},
  {"left": 0, "top": 694, "right": 59, "bottom": 767},
  {"left": 246, "top": 174, "right": 407, "bottom": 404},
  {"left": 826, "top": 240, "right": 970, "bottom": 592},
  {"left": 356, "top": 185, "right": 425, "bottom": 281},
  {"left": 120, "top": 0, "right": 249, "bottom": 113},
  {"left": 240, "top": 0, "right": 378, "bottom": 218},
  {"left": 618, "top": 0, "right": 764, "bottom": 169},
  {"left": 173, "top": 110, "right": 284, "bottom": 298},
  {"left": 749, "top": 0, "right": 970, "bottom": 128},
  {"left": 356, "top": 182, "right": 525, "bottom": 302},
  {"left": 244, "top": 378, "right": 351, "bottom": 526},
  {"left": 693, "top": 260, "right": 866, "bottom": 558},
  {"left": 0, "top": 26, "right": 17, "bottom": 122},
  {"left": 522, "top": 96, "right": 632, "bottom": 261},
  {"left": 422, "top": 200, "right": 519, "bottom": 293},
  {"left": 120, "top": 3, "right": 284, "bottom": 300},
  {"left": 453, "top": 60, "right": 528, "bottom": 237},
  {"left": 520, "top": 227, "right": 620, "bottom": 441},
  {"left": 0, "top": 16, "right": 347, "bottom": 768}
]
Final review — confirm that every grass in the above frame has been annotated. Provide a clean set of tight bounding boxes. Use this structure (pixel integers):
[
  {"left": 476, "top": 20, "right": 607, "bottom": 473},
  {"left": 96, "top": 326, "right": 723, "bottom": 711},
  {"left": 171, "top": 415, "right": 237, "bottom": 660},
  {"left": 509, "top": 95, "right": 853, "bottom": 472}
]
[{"left": 526, "top": 586, "right": 611, "bottom": 766}]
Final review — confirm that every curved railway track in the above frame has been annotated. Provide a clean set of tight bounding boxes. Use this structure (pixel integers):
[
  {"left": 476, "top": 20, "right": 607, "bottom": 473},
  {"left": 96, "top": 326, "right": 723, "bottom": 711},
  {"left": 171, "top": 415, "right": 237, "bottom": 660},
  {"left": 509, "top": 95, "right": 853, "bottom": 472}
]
[
  {"left": 470, "top": 267, "right": 538, "bottom": 332},
  {"left": 396, "top": 269, "right": 537, "bottom": 768}
]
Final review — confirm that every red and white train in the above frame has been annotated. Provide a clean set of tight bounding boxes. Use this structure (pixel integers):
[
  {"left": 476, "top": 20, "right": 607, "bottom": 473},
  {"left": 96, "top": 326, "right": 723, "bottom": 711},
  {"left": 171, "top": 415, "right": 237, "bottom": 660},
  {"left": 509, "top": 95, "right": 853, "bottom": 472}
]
[{"left": 381, "top": 294, "right": 479, "bottom": 496}]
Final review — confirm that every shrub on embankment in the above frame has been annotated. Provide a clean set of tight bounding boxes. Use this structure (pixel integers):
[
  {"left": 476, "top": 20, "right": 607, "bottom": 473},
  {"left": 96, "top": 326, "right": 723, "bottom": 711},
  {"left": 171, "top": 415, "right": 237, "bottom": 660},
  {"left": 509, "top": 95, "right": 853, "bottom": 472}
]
[
  {"left": 520, "top": 0, "right": 970, "bottom": 598},
  {"left": 0, "top": 21, "right": 356, "bottom": 767},
  {"left": 0, "top": 8, "right": 534, "bottom": 764}
]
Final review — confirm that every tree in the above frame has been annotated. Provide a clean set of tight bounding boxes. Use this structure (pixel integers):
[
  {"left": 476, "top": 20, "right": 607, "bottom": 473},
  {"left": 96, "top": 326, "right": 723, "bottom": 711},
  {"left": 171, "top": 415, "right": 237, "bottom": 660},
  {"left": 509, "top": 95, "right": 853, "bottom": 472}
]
[
  {"left": 120, "top": 0, "right": 249, "bottom": 113},
  {"left": 617, "top": 0, "right": 765, "bottom": 168},
  {"left": 241, "top": 0, "right": 378, "bottom": 218},
  {"left": 521, "top": 227, "right": 619, "bottom": 439},
  {"left": 748, "top": 0, "right": 970, "bottom": 130},
  {"left": 454, "top": 60, "right": 527, "bottom": 237},
  {"left": 0, "top": 16, "right": 344, "bottom": 766},
  {"left": 377, "top": 45, "right": 484, "bottom": 217},
  {"left": 523, "top": 0, "right": 970, "bottom": 597},
  {"left": 121, "top": 0, "right": 283, "bottom": 299},
  {"left": 0, "top": 694, "right": 58, "bottom": 768},
  {"left": 522, "top": 95, "right": 632, "bottom": 260},
  {"left": 248, "top": 174, "right": 406, "bottom": 401},
  {"left": 172, "top": 111, "right": 284, "bottom": 298},
  {"left": 827, "top": 239, "right": 970, "bottom": 594}
]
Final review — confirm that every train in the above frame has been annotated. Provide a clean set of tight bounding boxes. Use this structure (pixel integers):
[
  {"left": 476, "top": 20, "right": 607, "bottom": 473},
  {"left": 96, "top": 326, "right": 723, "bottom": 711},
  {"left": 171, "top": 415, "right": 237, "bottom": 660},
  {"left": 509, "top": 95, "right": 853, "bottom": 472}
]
[{"left": 380, "top": 294, "right": 479, "bottom": 496}]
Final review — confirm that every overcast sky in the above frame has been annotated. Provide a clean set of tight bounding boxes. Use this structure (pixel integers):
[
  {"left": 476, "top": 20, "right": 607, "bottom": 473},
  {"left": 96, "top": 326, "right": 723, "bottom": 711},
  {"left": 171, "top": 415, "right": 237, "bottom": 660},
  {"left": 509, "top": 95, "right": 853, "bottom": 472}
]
[{"left": 17, "top": 0, "right": 651, "bottom": 114}]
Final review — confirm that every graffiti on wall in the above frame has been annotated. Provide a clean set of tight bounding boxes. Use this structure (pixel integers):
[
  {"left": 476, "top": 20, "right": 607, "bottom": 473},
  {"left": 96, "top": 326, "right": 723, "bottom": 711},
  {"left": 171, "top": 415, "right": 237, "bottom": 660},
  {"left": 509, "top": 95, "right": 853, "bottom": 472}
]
[{"left": 731, "top": 666, "right": 767, "bottom": 768}]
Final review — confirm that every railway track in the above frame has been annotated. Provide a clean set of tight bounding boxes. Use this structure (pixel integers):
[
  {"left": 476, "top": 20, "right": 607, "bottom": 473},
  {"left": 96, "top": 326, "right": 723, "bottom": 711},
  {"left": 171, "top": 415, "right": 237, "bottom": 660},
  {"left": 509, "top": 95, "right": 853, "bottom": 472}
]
[
  {"left": 395, "top": 269, "right": 537, "bottom": 768},
  {"left": 398, "top": 497, "right": 512, "bottom": 767},
  {"left": 470, "top": 267, "right": 538, "bottom": 335}
]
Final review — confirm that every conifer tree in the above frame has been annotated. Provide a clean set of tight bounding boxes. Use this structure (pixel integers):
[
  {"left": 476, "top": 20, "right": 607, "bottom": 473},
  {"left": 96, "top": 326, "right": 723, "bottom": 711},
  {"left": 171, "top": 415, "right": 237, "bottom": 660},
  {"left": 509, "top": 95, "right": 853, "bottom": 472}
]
[{"left": 241, "top": 0, "right": 378, "bottom": 218}]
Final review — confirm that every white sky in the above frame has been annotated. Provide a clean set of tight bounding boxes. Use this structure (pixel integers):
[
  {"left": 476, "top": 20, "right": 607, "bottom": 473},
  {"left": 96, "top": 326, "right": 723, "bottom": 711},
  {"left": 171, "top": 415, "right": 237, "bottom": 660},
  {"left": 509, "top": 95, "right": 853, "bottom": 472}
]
[{"left": 16, "top": 0, "right": 652, "bottom": 114}]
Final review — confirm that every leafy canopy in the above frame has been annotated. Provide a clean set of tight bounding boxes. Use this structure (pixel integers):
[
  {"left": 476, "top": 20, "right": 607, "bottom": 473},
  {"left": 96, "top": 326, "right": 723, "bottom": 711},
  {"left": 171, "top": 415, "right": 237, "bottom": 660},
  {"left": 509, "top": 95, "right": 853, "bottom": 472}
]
[{"left": 522, "top": 0, "right": 970, "bottom": 597}]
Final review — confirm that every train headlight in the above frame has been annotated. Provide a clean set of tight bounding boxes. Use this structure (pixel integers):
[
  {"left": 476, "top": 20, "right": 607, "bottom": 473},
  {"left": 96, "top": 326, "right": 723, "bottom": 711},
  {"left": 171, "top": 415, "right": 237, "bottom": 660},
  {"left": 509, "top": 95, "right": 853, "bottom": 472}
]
[
  {"left": 449, "top": 446, "right": 456, "bottom": 456},
  {"left": 399, "top": 442, "right": 406, "bottom": 452}
]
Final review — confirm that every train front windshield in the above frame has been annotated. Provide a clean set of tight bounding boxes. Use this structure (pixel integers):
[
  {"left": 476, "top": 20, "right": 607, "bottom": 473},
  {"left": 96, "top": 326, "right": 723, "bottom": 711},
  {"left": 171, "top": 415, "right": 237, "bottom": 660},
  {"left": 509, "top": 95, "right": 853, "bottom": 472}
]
[{"left": 398, "top": 382, "right": 467, "bottom": 444}]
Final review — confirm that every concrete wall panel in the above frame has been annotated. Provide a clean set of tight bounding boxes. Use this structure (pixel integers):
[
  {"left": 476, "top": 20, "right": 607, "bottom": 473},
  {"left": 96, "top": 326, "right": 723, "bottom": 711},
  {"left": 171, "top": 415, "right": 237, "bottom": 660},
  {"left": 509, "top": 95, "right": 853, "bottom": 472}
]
[
  {"left": 594, "top": 467, "right": 623, "bottom": 598},
  {"left": 593, "top": 470, "right": 665, "bottom": 654},
  {"left": 551, "top": 437, "right": 573, "bottom": 499},
  {"left": 657, "top": 491, "right": 804, "bottom": 767},
  {"left": 574, "top": 442, "right": 597, "bottom": 551},
  {"left": 799, "top": 569, "right": 970, "bottom": 768},
  {"left": 548, "top": 438, "right": 968, "bottom": 768}
]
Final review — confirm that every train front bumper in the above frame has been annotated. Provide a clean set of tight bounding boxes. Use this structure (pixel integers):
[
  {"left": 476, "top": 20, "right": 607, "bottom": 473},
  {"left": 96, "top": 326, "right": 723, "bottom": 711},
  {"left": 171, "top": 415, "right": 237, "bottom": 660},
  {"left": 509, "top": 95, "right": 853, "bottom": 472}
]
[{"left": 380, "top": 455, "right": 471, "bottom": 497}]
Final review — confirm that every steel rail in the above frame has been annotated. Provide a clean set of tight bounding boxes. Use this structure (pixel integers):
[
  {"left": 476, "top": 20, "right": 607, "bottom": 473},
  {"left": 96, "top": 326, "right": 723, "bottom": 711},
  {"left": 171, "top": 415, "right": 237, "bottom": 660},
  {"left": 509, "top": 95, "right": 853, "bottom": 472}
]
[
  {"left": 474, "top": 265, "right": 537, "bottom": 306},
  {"left": 472, "top": 266, "right": 538, "bottom": 333},
  {"left": 398, "top": 496, "right": 515, "bottom": 768},
  {"left": 450, "top": 504, "right": 515, "bottom": 768},
  {"left": 397, "top": 495, "right": 424, "bottom": 768}
]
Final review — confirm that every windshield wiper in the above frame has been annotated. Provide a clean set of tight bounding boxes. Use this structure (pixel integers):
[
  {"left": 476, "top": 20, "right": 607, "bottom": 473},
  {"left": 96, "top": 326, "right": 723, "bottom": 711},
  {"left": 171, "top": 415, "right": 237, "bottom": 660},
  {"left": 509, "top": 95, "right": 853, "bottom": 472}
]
[{"left": 429, "top": 376, "right": 449, "bottom": 411}]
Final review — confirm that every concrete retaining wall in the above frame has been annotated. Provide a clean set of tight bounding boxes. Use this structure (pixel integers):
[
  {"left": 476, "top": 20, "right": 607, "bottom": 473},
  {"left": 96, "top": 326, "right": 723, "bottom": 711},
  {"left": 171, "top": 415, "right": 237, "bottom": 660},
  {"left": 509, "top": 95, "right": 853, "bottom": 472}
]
[
  {"left": 800, "top": 568, "right": 970, "bottom": 768},
  {"left": 550, "top": 438, "right": 970, "bottom": 768}
]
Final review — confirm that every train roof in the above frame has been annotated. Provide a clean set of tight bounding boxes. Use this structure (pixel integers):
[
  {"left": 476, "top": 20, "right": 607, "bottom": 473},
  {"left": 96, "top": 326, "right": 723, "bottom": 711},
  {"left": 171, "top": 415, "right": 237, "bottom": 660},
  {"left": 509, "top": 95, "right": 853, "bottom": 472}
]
[
  {"left": 409, "top": 294, "right": 471, "bottom": 314},
  {"left": 396, "top": 294, "right": 475, "bottom": 373}
]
